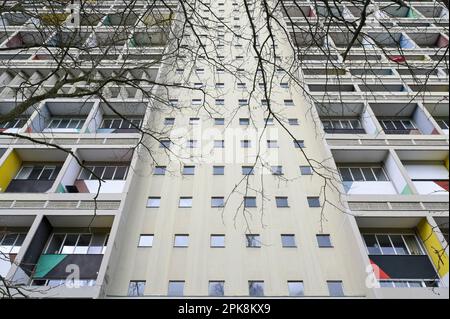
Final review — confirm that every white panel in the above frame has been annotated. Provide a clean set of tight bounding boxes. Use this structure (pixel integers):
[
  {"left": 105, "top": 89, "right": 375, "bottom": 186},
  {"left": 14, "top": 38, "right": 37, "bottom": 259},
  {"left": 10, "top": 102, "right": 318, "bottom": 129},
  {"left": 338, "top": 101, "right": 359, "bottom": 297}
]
[
  {"left": 414, "top": 182, "right": 448, "bottom": 195},
  {"left": 361, "top": 109, "right": 378, "bottom": 134},
  {"left": 61, "top": 157, "right": 82, "bottom": 188},
  {"left": 405, "top": 164, "right": 449, "bottom": 180},
  {"left": 346, "top": 181, "right": 398, "bottom": 195},
  {"left": 413, "top": 107, "right": 435, "bottom": 135},
  {"left": 84, "top": 180, "right": 126, "bottom": 193}
]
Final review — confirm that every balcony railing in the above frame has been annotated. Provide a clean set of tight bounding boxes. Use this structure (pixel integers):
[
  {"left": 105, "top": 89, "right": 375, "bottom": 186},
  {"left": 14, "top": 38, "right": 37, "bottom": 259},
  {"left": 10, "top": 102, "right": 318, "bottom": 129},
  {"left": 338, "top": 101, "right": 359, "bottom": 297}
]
[{"left": 5, "top": 180, "right": 54, "bottom": 193}]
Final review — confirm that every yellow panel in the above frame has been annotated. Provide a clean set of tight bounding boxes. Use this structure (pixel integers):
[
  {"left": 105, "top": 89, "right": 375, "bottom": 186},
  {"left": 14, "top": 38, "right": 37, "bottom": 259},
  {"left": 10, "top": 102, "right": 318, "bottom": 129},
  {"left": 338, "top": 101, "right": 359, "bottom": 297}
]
[
  {"left": 0, "top": 150, "right": 22, "bottom": 193},
  {"left": 417, "top": 218, "right": 449, "bottom": 279},
  {"left": 445, "top": 155, "right": 449, "bottom": 171}
]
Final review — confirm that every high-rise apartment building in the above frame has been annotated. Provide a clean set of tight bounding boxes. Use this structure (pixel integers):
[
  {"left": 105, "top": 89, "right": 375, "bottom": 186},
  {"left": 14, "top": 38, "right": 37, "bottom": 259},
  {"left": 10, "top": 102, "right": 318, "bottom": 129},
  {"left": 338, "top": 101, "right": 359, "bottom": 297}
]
[{"left": 0, "top": 0, "right": 448, "bottom": 299}]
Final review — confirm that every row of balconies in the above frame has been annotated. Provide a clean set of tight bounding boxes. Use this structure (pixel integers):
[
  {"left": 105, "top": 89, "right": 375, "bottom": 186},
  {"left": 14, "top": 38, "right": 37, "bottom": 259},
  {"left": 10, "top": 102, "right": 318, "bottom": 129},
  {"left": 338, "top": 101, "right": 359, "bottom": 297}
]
[
  {"left": 0, "top": 100, "right": 146, "bottom": 135},
  {"left": 0, "top": 147, "right": 132, "bottom": 195},
  {"left": 316, "top": 102, "right": 449, "bottom": 137}
]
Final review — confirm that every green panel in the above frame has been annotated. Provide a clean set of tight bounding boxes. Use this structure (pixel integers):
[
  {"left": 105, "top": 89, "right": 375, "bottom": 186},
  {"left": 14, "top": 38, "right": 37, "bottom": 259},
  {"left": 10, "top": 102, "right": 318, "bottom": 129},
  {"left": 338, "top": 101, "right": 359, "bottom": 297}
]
[
  {"left": 401, "top": 185, "right": 413, "bottom": 195},
  {"left": 407, "top": 8, "right": 417, "bottom": 18},
  {"left": 34, "top": 254, "right": 67, "bottom": 278},
  {"left": 56, "top": 184, "right": 65, "bottom": 193}
]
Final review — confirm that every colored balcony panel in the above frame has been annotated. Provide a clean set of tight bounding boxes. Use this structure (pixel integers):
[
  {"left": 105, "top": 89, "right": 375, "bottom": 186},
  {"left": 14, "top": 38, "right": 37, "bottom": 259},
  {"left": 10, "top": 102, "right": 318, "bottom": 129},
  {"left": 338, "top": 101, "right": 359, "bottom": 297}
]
[
  {"left": 408, "top": 33, "right": 449, "bottom": 49},
  {"left": 380, "top": 6, "right": 419, "bottom": 18},
  {"left": 5, "top": 31, "right": 50, "bottom": 49}
]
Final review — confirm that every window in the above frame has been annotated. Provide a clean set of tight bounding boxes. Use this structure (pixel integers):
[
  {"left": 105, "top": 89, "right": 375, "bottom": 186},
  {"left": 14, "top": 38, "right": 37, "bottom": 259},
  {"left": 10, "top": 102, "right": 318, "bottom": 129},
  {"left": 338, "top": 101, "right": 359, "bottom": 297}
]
[
  {"left": 160, "top": 140, "right": 171, "bottom": 148},
  {"left": 189, "top": 118, "right": 200, "bottom": 125},
  {"left": 276, "top": 197, "right": 289, "bottom": 208},
  {"left": 47, "top": 118, "right": 85, "bottom": 130},
  {"left": 240, "top": 118, "right": 250, "bottom": 125},
  {"left": 288, "top": 281, "right": 304, "bottom": 296},
  {"left": 77, "top": 165, "right": 128, "bottom": 181},
  {"left": 209, "top": 281, "right": 225, "bottom": 296},
  {"left": 100, "top": 118, "right": 141, "bottom": 130},
  {"left": 362, "top": 234, "right": 424, "bottom": 255},
  {"left": 214, "top": 140, "right": 225, "bottom": 148},
  {"left": 147, "top": 197, "right": 161, "bottom": 208},
  {"left": 380, "top": 119, "right": 417, "bottom": 132},
  {"left": 248, "top": 281, "right": 264, "bottom": 296},
  {"left": 169, "top": 99, "right": 179, "bottom": 108},
  {"left": 267, "top": 140, "right": 278, "bottom": 148},
  {"left": 211, "top": 197, "right": 225, "bottom": 208},
  {"left": 0, "top": 233, "right": 26, "bottom": 255},
  {"left": 266, "top": 118, "right": 274, "bottom": 126},
  {"left": 138, "top": 235, "right": 154, "bottom": 247},
  {"left": 281, "top": 235, "right": 296, "bottom": 247},
  {"left": 128, "top": 281, "right": 146, "bottom": 297},
  {"left": 327, "top": 281, "right": 344, "bottom": 297},
  {"left": 210, "top": 235, "right": 225, "bottom": 248},
  {"left": 238, "top": 99, "right": 248, "bottom": 106},
  {"left": 338, "top": 167, "right": 389, "bottom": 182},
  {"left": 294, "top": 140, "right": 305, "bottom": 148},
  {"left": 242, "top": 166, "right": 254, "bottom": 175},
  {"left": 300, "top": 166, "right": 313, "bottom": 175},
  {"left": 213, "top": 166, "right": 225, "bottom": 175},
  {"left": 15, "top": 165, "right": 61, "bottom": 181},
  {"left": 0, "top": 118, "right": 27, "bottom": 130},
  {"left": 271, "top": 166, "right": 283, "bottom": 175},
  {"left": 241, "top": 140, "right": 251, "bottom": 148},
  {"left": 45, "top": 233, "right": 109, "bottom": 255},
  {"left": 168, "top": 281, "right": 185, "bottom": 296},
  {"left": 174, "top": 235, "right": 189, "bottom": 247},
  {"left": 187, "top": 140, "right": 198, "bottom": 148},
  {"left": 280, "top": 83, "right": 289, "bottom": 89},
  {"left": 215, "top": 99, "right": 225, "bottom": 106},
  {"left": 192, "top": 99, "right": 203, "bottom": 106},
  {"left": 317, "top": 235, "right": 333, "bottom": 248},
  {"left": 244, "top": 197, "right": 257, "bottom": 208},
  {"left": 306, "top": 197, "right": 320, "bottom": 208},
  {"left": 437, "top": 118, "right": 449, "bottom": 130},
  {"left": 179, "top": 197, "right": 193, "bottom": 208},
  {"left": 284, "top": 100, "right": 295, "bottom": 107},
  {"left": 246, "top": 234, "right": 261, "bottom": 247},
  {"left": 321, "top": 119, "right": 363, "bottom": 131},
  {"left": 289, "top": 119, "right": 299, "bottom": 125},
  {"left": 154, "top": 166, "right": 166, "bottom": 175},
  {"left": 183, "top": 166, "right": 195, "bottom": 175},
  {"left": 215, "top": 118, "right": 225, "bottom": 125}
]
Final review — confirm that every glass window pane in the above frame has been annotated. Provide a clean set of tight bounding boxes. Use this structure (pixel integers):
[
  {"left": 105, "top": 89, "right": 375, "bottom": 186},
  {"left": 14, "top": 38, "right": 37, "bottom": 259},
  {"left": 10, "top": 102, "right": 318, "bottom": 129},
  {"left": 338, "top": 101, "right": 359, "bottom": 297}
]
[
  {"left": 281, "top": 235, "right": 296, "bottom": 247},
  {"left": 246, "top": 235, "right": 261, "bottom": 247},
  {"left": 403, "top": 235, "right": 423, "bottom": 255},
  {"left": 128, "top": 281, "right": 145, "bottom": 297},
  {"left": 390, "top": 235, "right": 408, "bottom": 255},
  {"left": 339, "top": 168, "right": 352, "bottom": 181},
  {"left": 15, "top": 167, "right": 33, "bottom": 180},
  {"left": 61, "top": 234, "right": 78, "bottom": 254},
  {"left": 361, "top": 168, "right": 376, "bottom": 181},
  {"left": 244, "top": 197, "right": 256, "bottom": 207},
  {"left": 327, "top": 281, "right": 344, "bottom": 297},
  {"left": 179, "top": 197, "right": 192, "bottom": 208},
  {"left": 276, "top": 197, "right": 289, "bottom": 207},
  {"left": 147, "top": 197, "right": 160, "bottom": 208},
  {"left": 300, "top": 166, "right": 313, "bottom": 175},
  {"left": 373, "top": 168, "right": 388, "bottom": 181},
  {"left": 88, "top": 234, "right": 106, "bottom": 254},
  {"left": 288, "top": 281, "right": 304, "bottom": 296},
  {"left": 350, "top": 168, "right": 364, "bottom": 181},
  {"left": 67, "top": 119, "right": 79, "bottom": 129},
  {"left": 103, "top": 167, "right": 116, "bottom": 180},
  {"left": 154, "top": 166, "right": 166, "bottom": 175},
  {"left": 211, "top": 197, "right": 224, "bottom": 208},
  {"left": 58, "top": 119, "right": 70, "bottom": 128},
  {"left": 113, "top": 167, "right": 127, "bottom": 180},
  {"left": 74, "top": 234, "right": 91, "bottom": 254},
  {"left": 0, "top": 234, "right": 17, "bottom": 253},
  {"left": 168, "top": 281, "right": 184, "bottom": 296},
  {"left": 350, "top": 120, "right": 362, "bottom": 129},
  {"left": 46, "top": 234, "right": 65, "bottom": 254},
  {"left": 29, "top": 167, "right": 43, "bottom": 180},
  {"left": 308, "top": 197, "right": 321, "bottom": 207},
  {"left": 10, "top": 234, "right": 26, "bottom": 254},
  {"left": 249, "top": 281, "right": 264, "bottom": 296},
  {"left": 317, "top": 235, "right": 332, "bottom": 247},
  {"left": 92, "top": 166, "right": 105, "bottom": 179},
  {"left": 183, "top": 166, "right": 195, "bottom": 175},
  {"left": 78, "top": 167, "right": 92, "bottom": 180},
  {"left": 363, "top": 235, "right": 381, "bottom": 254},
  {"left": 210, "top": 235, "right": 225, "bottom": 248},
  {"left": 213, "top": 166, "right": 224, "bottom": 175},
  {"left": 38, "top": 168, "right": 53, "bottom": 180},
  {"left": 209, "top": 281, "right": 225, "bottom": 297},
  {"left": 242, "top": 167, "right": 254, "bottom": 175},
  {"left": 138, "top": 235, "right": 154, "bottom": 247},
  {"left": 377, "top": 235, "right": 395, "bottom": 255},
  {"left": 174, "top": 235, "right": 189, "bottom": 247},
  {"left": 341, "top": 120, "right": 352, "bottom": 129}
]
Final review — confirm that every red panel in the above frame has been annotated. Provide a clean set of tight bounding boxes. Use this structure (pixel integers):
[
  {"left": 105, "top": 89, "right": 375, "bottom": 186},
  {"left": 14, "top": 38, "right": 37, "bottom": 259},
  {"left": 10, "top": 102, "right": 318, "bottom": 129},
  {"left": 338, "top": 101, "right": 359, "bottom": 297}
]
[
  {"left": 370, "top": 259, "right": 391, "bottom": 279},
  {"left": 434, "top": 180, "right": 449, "bottom": 191}
]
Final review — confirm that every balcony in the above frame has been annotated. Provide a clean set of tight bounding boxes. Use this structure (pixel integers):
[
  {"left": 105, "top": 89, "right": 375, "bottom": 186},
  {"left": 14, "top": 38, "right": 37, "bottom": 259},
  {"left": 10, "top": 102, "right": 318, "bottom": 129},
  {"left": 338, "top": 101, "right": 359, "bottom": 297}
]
[
  {"left": 0, "top": 102, "right": 33, "bottom": 133},
  {"left": 371, "top": 103, "right": 440, "bottom": 136},
  {"left": 30, "top": 101, "right": 93, "bottom": 134},
  {"left": 92, "top": 102, "right": 146, "bottom": 134},
  {"left": 422, "top": 102, "right": 449, "bottom": 135},
  {"left": 58, "top": 148, "right": 132, "bottom": 194},
  {"left": 0, "top": 149, "right": 67, "bottom": 193},
  {"left": 399, "top": 150, "right": 449, "bottom": 196},
  {"left": 357, "top": 216, "right": 447, "bottom": 291},
  {"left": 321, "top": 118, "right": 366, "bottom": 134},
  {"left": 333, "top": 149, "right": 411, "bottom": 195},
  {"left": 0, "top": 229, "right": 28, "bottom": 278}
]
